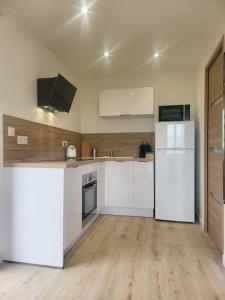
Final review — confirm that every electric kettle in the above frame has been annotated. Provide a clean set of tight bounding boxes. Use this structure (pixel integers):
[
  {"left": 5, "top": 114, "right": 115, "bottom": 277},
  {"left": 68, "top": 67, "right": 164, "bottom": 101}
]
[{"left": 66, "top": 145, "right": 77, "bottom": 161}]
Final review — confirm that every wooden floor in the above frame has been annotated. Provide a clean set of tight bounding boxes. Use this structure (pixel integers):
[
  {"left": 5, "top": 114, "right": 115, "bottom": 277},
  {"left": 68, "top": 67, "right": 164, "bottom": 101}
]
[{"left": 1, "top": 215, "right": 225, "bottom": 300}]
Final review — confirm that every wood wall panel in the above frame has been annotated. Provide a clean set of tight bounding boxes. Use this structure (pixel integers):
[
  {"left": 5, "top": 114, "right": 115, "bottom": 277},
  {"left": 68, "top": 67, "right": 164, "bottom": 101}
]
[
  {"left": 208, "top": 100, "right": 223, "bottom": 148},
  {"left": 208, "top": 194, "right": 224, "bottom": 252},
  {"left": 208, "top": 152, "right": 223, "bottom": 199},
  {"left": 82, "top": 132, "right": 155, "bottom": 157},
  {"left": 3, "top": 115, "right": 82, "bottom": 163},
  {"left": 208, "top": 51, "right": 223, "bottom": 103},
  {"left": 207, "top": 44, "right": 224, "bottom": 254}
]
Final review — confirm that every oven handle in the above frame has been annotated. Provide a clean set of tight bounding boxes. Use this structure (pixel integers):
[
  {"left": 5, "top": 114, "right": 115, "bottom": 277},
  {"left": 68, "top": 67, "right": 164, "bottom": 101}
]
[{"left": 83, "top": 182, "right": 97, "bottom": 193}]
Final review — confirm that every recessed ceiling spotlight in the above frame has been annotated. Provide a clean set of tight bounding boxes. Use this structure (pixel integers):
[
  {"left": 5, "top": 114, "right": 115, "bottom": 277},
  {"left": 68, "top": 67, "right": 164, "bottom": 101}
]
[
  {"left": 154, "top": 52, "right": 160, "bottom": 58},
  {"left": 81, "top": 6, "right": 88, "bottom": 15},
  {"left": 104, "top": 51, "right": 109, "bottom": 57}
]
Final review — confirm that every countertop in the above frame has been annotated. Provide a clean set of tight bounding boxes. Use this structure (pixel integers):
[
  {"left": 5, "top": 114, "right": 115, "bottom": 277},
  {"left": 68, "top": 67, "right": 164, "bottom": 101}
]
[{"left": 4, "top": 155, "right": 154, "bottom": 169}]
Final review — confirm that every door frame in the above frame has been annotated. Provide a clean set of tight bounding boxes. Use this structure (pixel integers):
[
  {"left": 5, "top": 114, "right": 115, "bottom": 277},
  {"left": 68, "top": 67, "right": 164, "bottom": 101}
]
[{"left": 204, "top": 36, "right": 224, "bottom": 232}]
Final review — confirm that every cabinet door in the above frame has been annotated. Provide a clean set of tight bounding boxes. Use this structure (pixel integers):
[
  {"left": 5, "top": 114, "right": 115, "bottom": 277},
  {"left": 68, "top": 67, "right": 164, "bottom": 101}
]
[
  {"left": 99, "top": 89, "right": 126, "bottom": 116},
  {"left": 108, "top": 162, "right": 134, "bottom": 207},
  {"left": 134, "top": 161, "right": 154, "bottom": 209},
  {"left": 97, "top": 163, "right": 104, "bottom": 213},
  {"left": 126, "top": 87, "right": 154, "bottom": 116},
  {"left": 101, "top": 162, "right": 109, "bottom": 207},
  {"left": 64, "top": 168, "right": 82, "bottom": 251},
  {"left": 99, "top": 87, "right": 154, "bottom": 116}
]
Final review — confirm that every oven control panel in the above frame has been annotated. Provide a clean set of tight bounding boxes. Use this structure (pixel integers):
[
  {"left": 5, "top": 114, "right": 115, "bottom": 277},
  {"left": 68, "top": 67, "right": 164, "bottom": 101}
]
[{"left": 82, "top": 171, "right": 97, "bottom": 186}]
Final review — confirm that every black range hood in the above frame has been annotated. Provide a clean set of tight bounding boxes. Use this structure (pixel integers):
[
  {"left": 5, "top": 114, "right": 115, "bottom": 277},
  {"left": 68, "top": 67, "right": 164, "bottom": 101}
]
[{"left": 37, "top": 73, "right": 77, "bottom": 113}]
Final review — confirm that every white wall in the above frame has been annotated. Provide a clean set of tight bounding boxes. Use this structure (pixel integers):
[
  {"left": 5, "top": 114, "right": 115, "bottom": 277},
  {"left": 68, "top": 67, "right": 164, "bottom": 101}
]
[
  {"left": 0, "top": 15, "right": 81, "bottom": 131},
  {"left": 79, "top": 73, "right": 196, "bottom": 133},
  {"left": 0, "top": 15, "right": 81, "bottom": 260}
]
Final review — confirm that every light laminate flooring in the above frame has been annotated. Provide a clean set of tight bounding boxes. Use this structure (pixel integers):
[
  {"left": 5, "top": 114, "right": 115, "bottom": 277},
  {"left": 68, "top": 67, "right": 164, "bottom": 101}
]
[{"left": 1, "top": 215, "right": 225, "bottom": 300}]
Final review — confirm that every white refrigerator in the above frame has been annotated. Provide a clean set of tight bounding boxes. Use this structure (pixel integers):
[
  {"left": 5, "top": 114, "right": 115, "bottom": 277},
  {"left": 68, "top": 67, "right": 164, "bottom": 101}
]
[{"left": 155, "top": 121, "right": 195, "bottom": 222}]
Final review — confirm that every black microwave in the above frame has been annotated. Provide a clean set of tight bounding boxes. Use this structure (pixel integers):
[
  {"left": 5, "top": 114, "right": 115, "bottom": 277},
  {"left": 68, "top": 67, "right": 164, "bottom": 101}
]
[{"left": 159, "top": 104, "right": 190, "bottom": 122}]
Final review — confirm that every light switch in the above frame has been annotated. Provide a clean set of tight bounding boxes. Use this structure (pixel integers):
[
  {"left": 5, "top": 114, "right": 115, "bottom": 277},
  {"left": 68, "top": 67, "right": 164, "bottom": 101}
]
[
  {"left": 8, "top": 127, "right": 15, "bottom": 137},
  {"left": 17, "top": 136, "right": 28, "bottom": 145}
]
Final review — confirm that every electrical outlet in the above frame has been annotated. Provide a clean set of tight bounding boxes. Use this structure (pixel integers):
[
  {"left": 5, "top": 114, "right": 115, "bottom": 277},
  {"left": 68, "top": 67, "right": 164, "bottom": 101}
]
[
  {"left": 17, "top": 136, "right": 28, "bottom": 145},
  {"left": 8, "top": 127, "right": 15, "bottom": 137},
  {"left": 62, "top": 141, "right": 68, "bottom": 148},
  {"left": 24, "top": 136, "right": 28, "bottom": 144}
]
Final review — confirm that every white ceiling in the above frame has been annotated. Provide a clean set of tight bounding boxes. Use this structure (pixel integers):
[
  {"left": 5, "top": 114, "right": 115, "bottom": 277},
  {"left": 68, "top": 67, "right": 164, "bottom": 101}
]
[{"left": 2, "top": 0, "right": 225, "bottom": 79}]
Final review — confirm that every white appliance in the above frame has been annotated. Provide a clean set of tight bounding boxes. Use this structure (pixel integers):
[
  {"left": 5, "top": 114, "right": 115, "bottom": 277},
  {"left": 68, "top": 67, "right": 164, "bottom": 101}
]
[
  {"left": 66, "top": 145, "right": 76, "bottom": 161},
  {"left": 155, "top": 121, "right": 195, "bottom": 222}
]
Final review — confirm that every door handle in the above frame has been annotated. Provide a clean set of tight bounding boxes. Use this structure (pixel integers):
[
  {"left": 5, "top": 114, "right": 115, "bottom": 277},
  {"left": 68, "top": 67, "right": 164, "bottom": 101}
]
[{"left": 209, "top": 147, "right": 223, "bottom": 153}]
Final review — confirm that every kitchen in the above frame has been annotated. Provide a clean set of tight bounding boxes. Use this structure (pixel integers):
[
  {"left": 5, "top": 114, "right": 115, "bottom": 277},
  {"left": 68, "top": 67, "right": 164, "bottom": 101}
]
[{"left": 1, "top": 0, "right": 225, "bottom": 299}]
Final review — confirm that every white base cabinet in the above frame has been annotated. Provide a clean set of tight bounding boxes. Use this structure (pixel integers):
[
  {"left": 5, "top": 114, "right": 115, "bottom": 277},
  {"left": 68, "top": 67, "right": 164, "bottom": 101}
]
[
  {"left": 108, "top": 161, "right": 133, "bottom": 207},
  {"left": 3, "top": 168, "right": 65, "bottom": 268},
  {"left": 134, "top": 161, "right": 154, "bottom": 209},
  {"left": 64, "top": 168, "right": 82, "bottom": 253},
  {"left": 3, "top": 163, "right": 101, "bottom": 268},
  {"left": 102, "top": 161, "right": 154, "bottom": 217}
]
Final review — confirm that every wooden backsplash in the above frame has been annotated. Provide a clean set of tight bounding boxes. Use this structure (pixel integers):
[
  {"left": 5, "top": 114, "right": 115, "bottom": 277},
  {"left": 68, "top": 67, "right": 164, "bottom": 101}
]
[
  {"left": 3, "top": 115, "right": 82, "bottom": 163},
  {"left": 82, "top": 132, "right": 155, "bottom": 157},
  {"left": 3, "top": 115, "right": 155, "bottom": 162}
]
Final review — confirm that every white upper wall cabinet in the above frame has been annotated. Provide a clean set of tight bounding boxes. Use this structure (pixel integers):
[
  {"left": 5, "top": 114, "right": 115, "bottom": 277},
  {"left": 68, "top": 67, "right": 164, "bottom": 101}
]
[{"left": 99, "top": 87, "right": 154, "bottom": 117}]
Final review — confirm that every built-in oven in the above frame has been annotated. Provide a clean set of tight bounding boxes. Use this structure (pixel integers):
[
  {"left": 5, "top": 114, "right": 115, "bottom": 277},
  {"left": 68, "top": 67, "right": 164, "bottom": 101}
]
[
  {"left": 159, "top": 104, "right": 190, "bottom": 122},
  {"left": 82, "top": 171, "right": 97, "bottom": 227}
]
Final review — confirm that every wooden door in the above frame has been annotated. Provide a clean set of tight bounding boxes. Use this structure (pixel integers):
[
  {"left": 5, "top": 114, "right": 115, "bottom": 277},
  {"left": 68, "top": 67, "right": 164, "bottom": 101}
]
[{"left": 207, "top": 49, "right": 224, "bottom": 253}]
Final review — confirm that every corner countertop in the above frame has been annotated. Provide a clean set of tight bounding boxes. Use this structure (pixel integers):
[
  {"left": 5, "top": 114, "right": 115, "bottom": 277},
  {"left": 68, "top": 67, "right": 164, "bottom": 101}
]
[{"left": 4, "top": 155, "right": 154, "bottom": 169}]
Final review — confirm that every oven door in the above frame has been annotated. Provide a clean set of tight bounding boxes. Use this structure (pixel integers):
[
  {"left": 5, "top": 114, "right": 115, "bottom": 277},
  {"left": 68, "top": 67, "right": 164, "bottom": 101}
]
[{"left": 82, "top": 181, "right": 97, "bottom": 220}]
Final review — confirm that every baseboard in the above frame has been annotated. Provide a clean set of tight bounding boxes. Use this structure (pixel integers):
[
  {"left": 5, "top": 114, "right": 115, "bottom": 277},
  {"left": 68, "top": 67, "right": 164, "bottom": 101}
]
[
  {"left": 100, "top": 206, "right": 154, "bottom": 218},
  {"left": 195, "top": 211, "right": 204, "bottom": 231},
  {"left": 198, "top": 217, "right": 204, "bottom": 231}
]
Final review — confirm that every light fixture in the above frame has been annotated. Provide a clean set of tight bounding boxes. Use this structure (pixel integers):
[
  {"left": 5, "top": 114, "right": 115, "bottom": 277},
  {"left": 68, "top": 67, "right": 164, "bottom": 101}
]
[
  {"left": 104, "top": 51, "right": 109, "bottom": 57},
  {"left": 154, "top": 52, "right": 160, "bottom": 58},
  {"left": 43, "top": 106, "right": 48, "bottom": 109},
  {"left": 81, "top": 6, "right": 88, "bottom": 15}
]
